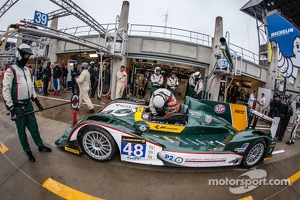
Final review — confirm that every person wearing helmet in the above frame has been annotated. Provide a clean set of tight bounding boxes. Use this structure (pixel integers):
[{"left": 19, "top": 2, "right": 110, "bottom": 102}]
[
  {"left": 149, "top": 88, "right": 177, "bottom": 116},
  {"left": 76, "top": 62, "right": 94, "bottom": 113},
  {"left": 42, "top": 61, "right": 52, "bottom": 96},
  {"left": 115, "top": 65, "right": 127, "bottom": 99},
  {"left": 287, "top": 101, "right": 300, "bottom": 145},
  {"left": 167, "top": 71, "right": 179, "bottom": 94},
  {"left": 150, "top": 67, "right": 164, "bottom": 97},
  {"left": 2, "top": 43, "right": 52, "bottom": 162}
]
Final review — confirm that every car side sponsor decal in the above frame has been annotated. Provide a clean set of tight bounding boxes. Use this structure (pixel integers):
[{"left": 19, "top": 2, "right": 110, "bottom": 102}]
[
  {"left": 146, "top": 122, "right": 185, "bottom": 133},
  {"left": 230, "top": 104, "right": 248, "bottom": 131},
  {"left": 205, "top": 115, "right": 212, "bottom": 123},
  {"left": 159, "top": 151, "right": 243, "bottom": 167},
  {"left": 121, "top": 136, "right": 146, "bottom": 158},
  {"left": 134, "top": 107, "right": 144, "bottom": 121},
  {"left": 234, "top": 143, "right": 250, "bottom": 153},
  {"left": 214, "top": 104, "right": 226, "bottom": 114}
]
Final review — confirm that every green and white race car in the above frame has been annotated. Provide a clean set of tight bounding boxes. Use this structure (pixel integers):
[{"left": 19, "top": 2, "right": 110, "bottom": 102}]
[{"left": 55, "top": 96, "right": 279, "bottom": 168}]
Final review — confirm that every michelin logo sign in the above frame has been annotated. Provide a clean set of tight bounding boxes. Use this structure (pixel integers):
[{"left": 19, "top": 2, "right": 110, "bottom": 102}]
[{"left": 267, "top": 12, "right": 300, "bottom": 84}]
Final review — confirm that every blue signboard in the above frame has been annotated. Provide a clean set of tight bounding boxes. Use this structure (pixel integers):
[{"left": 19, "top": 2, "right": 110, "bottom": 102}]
[
  {"left": 266, "top": 12, "right": 300, "bottom": 83},
  {"left": 33, "top": 10, "right": 48, "bottom": 27}
]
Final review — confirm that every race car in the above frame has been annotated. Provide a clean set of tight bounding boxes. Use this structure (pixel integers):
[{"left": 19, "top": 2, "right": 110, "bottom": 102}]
[{"left": 55, "top": 96, "right": 279, "bottom": 168}]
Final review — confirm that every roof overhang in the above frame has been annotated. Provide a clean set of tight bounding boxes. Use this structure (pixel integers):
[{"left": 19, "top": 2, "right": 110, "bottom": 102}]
[{"left": 240, "top": 0, "right": 300, "bottom": 31}]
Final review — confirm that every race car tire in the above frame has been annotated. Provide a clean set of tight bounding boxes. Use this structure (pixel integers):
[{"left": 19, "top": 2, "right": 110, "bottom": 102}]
[
  {"left": 240, "top": 139, "right": 266, "bottom": 168},
  {"left": 80, "top": 126, "right": 117, "bottom": 161}
]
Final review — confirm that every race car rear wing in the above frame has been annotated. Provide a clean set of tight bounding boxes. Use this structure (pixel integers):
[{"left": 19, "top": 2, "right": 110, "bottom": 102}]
[{"left": 248, "top": 109, "right": 280, "bottom": 138}]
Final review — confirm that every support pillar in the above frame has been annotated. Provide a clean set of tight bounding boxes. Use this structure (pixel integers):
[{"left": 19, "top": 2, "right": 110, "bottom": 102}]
[
  {"left": 110, "top": 1, "right": 129, "bottom": 100},
  {"left": 206, "top": 16, "right": 223, "bottom": 101}
]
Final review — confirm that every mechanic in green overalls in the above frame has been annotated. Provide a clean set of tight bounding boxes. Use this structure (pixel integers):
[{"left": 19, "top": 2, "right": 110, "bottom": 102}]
[
  {"left": 2, "top": 43, "right": 52, "bottom": 162},
  {"left": 150, "top": 67, "right": 164, "bottom": 97}
]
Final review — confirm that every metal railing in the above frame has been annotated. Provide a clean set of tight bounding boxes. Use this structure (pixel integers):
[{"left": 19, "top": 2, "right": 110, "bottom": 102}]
[
  {"left": 129, "top": 24, "right": 211, "bottom": 47},
  {"left": 56, "top": 23, "right": 261, "bottom": 64}
]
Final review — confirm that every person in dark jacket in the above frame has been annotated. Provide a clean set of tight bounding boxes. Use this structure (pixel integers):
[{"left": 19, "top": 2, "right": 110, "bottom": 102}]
[
  {"left": 52, "top": 61, "right": 62, "bottom": 96},
  {"left": 71, "top": 63, "right": 80, "bottom": 94},
  {"left": 88, "top": 61, "right": 95, "bottom": 94},
  {"left": 90, "top": 63, "right": 99, "bottom": 98},
  {"left": 61, "top": 65, "right": 68, "bottom": 90},
  {"left": 42, "top": 61, "right": 52, "bottom": 96},
  {"left": 276, "top": 98, "right": 293, "bottom": 141}
]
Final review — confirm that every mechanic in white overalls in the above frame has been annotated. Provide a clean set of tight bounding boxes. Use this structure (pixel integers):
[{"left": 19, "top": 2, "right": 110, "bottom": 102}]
[
  {"left": 150, "top": 67, "right": 164, "bottom": 97},
  {"left": 167, "top": 71, "right": 179, "bottom": 95},
  {"left": 76, "top": 62, "right": 94, "bottom": 113},
  {"left": 115, "top": 65, "right": 127, "bottom": 99}
]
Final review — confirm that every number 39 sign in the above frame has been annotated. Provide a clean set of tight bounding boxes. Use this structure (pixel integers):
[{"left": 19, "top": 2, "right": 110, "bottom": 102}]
[{"left": 34, "top": 10, "right": 48, "bottom": 27}]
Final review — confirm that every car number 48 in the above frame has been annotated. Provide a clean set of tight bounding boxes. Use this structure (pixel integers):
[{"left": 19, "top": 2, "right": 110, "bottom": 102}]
[{"left": 121, "top": 142, "right": 146, "bottom": 158}]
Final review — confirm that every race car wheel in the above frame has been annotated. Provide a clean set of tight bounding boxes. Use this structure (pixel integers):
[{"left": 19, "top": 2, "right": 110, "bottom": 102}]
[
  {"left": 81, "top": 126, "right": 117, "bottom": 161},
  {"left": 241, "top": 139, "right": 266, "bottom": 168}
]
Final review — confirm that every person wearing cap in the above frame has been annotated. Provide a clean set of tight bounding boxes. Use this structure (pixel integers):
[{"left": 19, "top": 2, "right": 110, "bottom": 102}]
[
  {"left": 2, "top": 43, "right": 52, "bottom": 162},
  {"left": 76, "top": 62, "right": 95, "bottom": 113},
  {"left": 167, "top": 72, "right": 179, "bottom": 95},
  {"left": 150, "top": 67, "right": 164, "bottom": 97},
  {"left": 188, "top": 71, "right": 201, "bottom": 97},
  {"left": 149, "top": 88, "right": 178, "bottom": 116}
]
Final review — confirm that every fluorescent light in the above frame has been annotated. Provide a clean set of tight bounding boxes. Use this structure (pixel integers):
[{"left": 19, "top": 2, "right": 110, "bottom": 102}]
[{"left": 89, "top": 54, "right": 98, "bottom": 58}]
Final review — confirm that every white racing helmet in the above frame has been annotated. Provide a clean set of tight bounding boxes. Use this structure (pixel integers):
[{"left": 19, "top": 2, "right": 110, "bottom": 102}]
[
  {"left": 16, "top": 43, "right": 33, "bottom": 61},
  {"left": 154, "top": 67, "right": 161, "bottom": 74},
  {"left": 194, "top": 71, "right": 201, "bottom": 79},
  {"left": 153, "top": 93, "right": 166, "bottom": 108}
]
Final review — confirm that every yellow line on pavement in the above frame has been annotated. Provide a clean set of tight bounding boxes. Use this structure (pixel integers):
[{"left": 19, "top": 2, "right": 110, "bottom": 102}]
[
  {"left": 42, "top": 178, "right": 104, "bottom": 200},
  {"left": 238, "top": 196, "right": 253, "bottom": 200},
  {"left": 287, "top": 171, "right": 300, "bottom": 185},
  {"left": 0, "top": 141, "right": 8, "bottom": 154}
]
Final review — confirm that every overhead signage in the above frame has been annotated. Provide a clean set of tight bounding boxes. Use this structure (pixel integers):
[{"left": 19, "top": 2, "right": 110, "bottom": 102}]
[{"left": 33, "top": 10, "right": 48, "bottom": 27}]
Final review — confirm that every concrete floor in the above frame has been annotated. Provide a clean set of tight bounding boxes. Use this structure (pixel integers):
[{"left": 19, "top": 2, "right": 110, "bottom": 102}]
[{"left": 0, "top": 89, "right": 300, "bottom": 200}]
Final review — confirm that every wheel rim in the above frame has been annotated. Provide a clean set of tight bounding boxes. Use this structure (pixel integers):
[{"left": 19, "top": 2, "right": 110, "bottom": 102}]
[
  {"left": 82, "top": 131, "right": 112, "bottom": 160},
  {"left": 245, "top": 143, "right": 265, "bottom": 166}
]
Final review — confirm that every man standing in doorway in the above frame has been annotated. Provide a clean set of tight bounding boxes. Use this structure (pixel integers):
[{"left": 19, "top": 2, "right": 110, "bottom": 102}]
[
  {"left": 52, "top": 61, "right": 62, "bottom": 96},
  {"left": 247, "top": 90, "right": 256, "bottom": 109},
  {"left": 167, "top": 72, "right": 179, "bottom": 95},
  {"left": 257, "top": 93, "right": 266, "bottom": 113},
  {"left": 150, "top": 67, "right": 163, "bottom": 97},
  {"left": 188, "top": 71, "right": 200, "bottom": 97},
  {"left": 115, "top": 65, "right": 127, "bottom": 99},
  {"left": 42, "top": 61, "right": 52, "bottom": 96}
]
